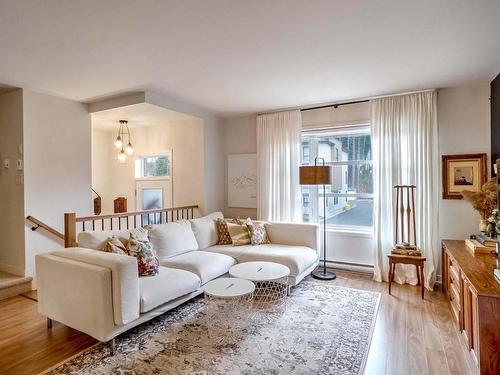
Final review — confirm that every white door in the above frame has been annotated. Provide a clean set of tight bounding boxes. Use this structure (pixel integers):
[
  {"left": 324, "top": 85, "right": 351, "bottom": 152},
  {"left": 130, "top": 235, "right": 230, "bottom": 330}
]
[
  {"left": 135, "top": 180, "right": 172, "bottom": 224},
  {"left": 135, "top": 152, "right": 173, "bottom": 224}
]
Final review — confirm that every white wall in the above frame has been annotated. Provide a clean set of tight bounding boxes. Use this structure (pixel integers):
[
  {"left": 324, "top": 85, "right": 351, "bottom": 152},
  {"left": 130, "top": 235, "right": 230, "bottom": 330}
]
[
  {"left": 0, "top": 89, "right": 25, "bottom": 275},
  {"left": 223, "top": 115, "right": 258, "bottom": 219},
  {"left": 145, "top": 92, "right": 225, "bottom": 215},
  {"left": 92, "top": 129, "right": 113, "bottom": 213},
  {"left": 23, "top": 90, "right": 92, "bottom": 280},
  {"left": 92, "top": 120, "right": 204, "bottom": 213},
  {"left": 438, "top": 84, "right": 491, "bottom": 241}
]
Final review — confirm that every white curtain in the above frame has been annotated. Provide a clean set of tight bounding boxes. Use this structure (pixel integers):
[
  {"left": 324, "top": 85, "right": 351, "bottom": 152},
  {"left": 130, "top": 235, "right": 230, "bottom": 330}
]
[
  {"left": 257, "top": 110, "right": 302, "bottom": 222},
  {"left": 372, "top": 91, "right": 439, "bottom": 289}
]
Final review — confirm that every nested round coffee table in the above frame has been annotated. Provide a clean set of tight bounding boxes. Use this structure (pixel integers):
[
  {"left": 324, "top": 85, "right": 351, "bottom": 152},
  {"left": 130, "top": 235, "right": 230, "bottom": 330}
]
[
  {"left": 203, "top": 277, "right": 255, "bottom": 305},
  {"left": 229, "top": 261, "right": 290, "bottom": 309},
  {"left": 203, "top": 277, "right": 255, "bottom": 344}
]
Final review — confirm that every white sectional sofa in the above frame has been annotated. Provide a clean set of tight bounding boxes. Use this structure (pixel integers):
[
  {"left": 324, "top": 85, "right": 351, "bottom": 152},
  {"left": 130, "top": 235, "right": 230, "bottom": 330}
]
[{"left": 36, "top": 212, "right": 319, "bottom": 343}]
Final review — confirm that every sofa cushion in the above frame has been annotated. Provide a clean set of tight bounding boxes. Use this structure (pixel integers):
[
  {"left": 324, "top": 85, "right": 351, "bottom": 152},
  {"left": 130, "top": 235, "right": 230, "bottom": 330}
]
[
  {"left": 189, "top": 212, "right": 223, "bottom": 249},
  {"left": 145, "top": 220, "right": 198, "bottom": 260},
  {"left": 204, "top": 244, "right": 318, "bottom": 277},
  {"left": 139, "top": 267, "right": 201, "bottom": 313},
  {"left": 160, "top": 251, "right": 236, "bottom": 284}
]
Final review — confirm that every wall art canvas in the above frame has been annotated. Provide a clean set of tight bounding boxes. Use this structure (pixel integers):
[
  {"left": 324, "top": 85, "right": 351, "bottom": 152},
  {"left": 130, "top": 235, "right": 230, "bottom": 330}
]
[
  {"left": 442, "top": 153, "right": 487, "bottom": 199},
  {"left": 228, "top": 153, "right": 257, "bottom": 208}
]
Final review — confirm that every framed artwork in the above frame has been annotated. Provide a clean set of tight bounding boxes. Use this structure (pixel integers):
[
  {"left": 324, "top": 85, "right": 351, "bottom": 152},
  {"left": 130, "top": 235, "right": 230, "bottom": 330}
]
[
  {"left": 227, "top": 153, "right": 257, "bottom": 208},
  {"left": 442, "top": 153, "right": 487, "bottom": 199}
]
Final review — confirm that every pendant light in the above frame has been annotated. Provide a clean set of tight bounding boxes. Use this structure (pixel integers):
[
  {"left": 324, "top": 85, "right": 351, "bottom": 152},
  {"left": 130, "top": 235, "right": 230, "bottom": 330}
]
[{"left": 114, "top": 120, "right": 133, "bottom": 161}]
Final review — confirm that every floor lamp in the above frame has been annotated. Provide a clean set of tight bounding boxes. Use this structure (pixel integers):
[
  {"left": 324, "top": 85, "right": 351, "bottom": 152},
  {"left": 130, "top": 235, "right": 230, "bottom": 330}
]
[{"left": 299, "top": 157, "right": 336, "bottom": 280}]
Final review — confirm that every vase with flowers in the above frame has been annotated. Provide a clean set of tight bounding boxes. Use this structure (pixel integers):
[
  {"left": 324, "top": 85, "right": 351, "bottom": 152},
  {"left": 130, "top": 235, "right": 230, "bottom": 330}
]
[{"left": 461, "top": 178, "right": 497, "bottom": 234}]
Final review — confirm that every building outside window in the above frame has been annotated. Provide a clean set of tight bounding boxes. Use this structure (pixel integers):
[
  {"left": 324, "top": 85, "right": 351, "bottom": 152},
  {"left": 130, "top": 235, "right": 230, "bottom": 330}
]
[{"left": 301, "top": 125, "right": 373, "bottom": 231}]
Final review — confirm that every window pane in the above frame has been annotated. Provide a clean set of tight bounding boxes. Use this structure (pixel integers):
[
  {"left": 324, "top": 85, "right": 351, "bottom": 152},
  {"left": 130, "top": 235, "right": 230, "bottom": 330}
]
[
  {"left": 323, "top": 196, "right": 373, "bottom": 227},
  {"left": 301, "top": 127, "right": 373, "bottom": 229},
  {"left": 142, "top": 188, "right": 163, "bottom": 210},
  {"left": 330, "top": 164, "right": 373, "bottom": 194},
  {"left": 317, "top": 132, "right": 371, "bottom": 162},
  {"left": 301, "top": 138, "right": 310, "bottom": 164},
  {"left": 143, "top": 156, "right": 170, "bottom": 177},
  {"left": 134, "top": 159, "right": 142, "bottom": 179}
]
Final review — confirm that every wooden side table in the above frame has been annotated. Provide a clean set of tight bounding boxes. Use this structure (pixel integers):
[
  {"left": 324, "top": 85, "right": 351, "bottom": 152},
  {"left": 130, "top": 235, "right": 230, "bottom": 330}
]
[{"left": 388, "top": 254, "right": 426, "bottom": 299}]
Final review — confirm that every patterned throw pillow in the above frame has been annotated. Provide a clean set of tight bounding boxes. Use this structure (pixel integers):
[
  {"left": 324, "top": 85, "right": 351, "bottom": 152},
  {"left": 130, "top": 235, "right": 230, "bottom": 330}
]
[
  {"left": 103, "top": 236, "right": 128, "bottom": 255},
  {"left": 245, "top": 218, "right": 271, "bottom": 245},
  {"left": 126, "top": 234, "right": 159, "bottom": 277},
  {"left": 227, "top": 222, "right": 251, "bottom": 246},
  {"left": 215, "top": 218, "right": 232, "bottom": 245}
]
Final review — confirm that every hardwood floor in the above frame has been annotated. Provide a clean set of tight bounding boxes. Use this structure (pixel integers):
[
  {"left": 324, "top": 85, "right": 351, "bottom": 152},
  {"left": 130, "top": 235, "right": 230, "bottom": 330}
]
[
  {"left": 0, "top": 270, "right": 477, "bottom": 375},
  {"left": 308, "top": 270, "right": 478, "bottom": 375}
]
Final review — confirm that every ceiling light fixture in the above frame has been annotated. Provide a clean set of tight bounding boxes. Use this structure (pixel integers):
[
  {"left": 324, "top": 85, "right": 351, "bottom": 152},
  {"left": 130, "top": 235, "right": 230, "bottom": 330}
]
[{"left": 114, "top": 120, "right": 133, "bottom": 162}]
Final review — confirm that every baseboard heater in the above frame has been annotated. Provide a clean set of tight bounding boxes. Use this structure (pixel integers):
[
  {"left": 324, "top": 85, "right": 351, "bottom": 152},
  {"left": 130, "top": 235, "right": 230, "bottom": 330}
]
[{"left": 321, "top": 260, "right": 374, "bottom": 274}]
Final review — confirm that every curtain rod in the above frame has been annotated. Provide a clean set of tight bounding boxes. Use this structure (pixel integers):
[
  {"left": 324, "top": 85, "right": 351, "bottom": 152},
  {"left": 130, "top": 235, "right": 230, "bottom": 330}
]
[
  {"left": 300, "top": 99, "right": 369, "bottom": 112},
  {"left": 257, "top": 88, "right": 436, "bottom": 116},
  {"left": 257, "top": 99, "right": 369, "bottom": 116}
]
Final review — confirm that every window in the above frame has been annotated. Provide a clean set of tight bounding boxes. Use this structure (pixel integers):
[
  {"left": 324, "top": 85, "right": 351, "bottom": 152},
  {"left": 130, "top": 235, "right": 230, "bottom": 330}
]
[
  {"left": 301, "top": 125, "right": 373, "bottom": 231},
  {"left": 135, "top": 154, "right": 171, "bottom": 179}
]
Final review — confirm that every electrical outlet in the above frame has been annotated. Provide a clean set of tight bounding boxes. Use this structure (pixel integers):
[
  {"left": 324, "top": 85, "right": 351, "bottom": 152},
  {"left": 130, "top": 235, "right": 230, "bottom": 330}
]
[
  {"left": 16, "top": 159, "right": 23, "bottom": 171},
  {"left": 3, "top": 159, "right": 10, "bottom": 169}
]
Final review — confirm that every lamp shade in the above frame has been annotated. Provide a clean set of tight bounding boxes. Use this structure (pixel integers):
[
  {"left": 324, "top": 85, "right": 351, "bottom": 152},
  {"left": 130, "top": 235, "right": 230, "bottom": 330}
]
[{"left": 299, "top": 165, "right": 333, "bottom": 185}]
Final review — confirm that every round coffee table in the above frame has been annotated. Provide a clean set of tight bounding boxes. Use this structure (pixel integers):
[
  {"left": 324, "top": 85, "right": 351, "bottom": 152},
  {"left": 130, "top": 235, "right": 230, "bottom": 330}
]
[
  {"left": 229, "top": 261, "right": 290, "bottom": 309},
  {"left": 203, "top": 277, "right": 255, "bottom": 344},
  {"left": 203, "top": 277, "right": 255, "bottom": 304}
]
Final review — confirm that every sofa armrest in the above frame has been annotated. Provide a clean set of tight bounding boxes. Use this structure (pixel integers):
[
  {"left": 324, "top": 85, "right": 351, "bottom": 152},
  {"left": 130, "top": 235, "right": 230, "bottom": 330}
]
[
  {"left": 264, "top": 222, "right": 320, "bottom": 253},
  {"left": 39, "top": 247, "right": 140, "bottom": 326},
  {"left": 36, "top": 254, "right": 117, "bottom": 341}
]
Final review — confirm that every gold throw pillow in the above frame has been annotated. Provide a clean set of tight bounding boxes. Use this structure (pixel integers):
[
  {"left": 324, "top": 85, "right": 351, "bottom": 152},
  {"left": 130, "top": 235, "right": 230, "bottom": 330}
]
[
  {"left": 227, "top": 222, "right": 251, "bottom": 246},
  {"left": 103, "top": 236, "right": 127, "bottom": 255}
]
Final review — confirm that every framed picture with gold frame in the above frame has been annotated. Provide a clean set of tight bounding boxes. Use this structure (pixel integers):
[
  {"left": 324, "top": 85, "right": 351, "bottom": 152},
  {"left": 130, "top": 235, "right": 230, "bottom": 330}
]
[{"left": 442, "top": 153, "right": 487, "bottom": 199}]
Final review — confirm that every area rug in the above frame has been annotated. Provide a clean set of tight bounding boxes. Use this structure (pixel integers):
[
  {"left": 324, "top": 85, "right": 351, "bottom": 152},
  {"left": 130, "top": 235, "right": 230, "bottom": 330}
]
[{"left": 45, "top": 282, "right": 380, "bottom": 375}]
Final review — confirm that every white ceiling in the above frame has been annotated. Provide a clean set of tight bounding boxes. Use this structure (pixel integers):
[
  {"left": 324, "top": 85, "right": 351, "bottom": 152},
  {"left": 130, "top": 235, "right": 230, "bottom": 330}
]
[
  {"left": 92, "top": 102, "right": 198, "bottom": 131},
  {"left": 0, "top": 0, "right": 499, "bottom": 117}
]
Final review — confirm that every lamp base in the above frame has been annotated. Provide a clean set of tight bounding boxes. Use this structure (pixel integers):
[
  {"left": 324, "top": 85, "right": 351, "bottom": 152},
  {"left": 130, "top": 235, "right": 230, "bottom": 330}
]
[{"left": 311, "top": 269, "right": 337, "bottom": 280}]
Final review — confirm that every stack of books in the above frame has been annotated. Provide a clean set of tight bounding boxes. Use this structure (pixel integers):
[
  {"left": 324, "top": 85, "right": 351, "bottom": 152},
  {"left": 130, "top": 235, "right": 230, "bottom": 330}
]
[
  {"left": 465, "top": 234, "right": 497, "bottom": 255},
  {"left": 475, "top": 233, "right": 498, "bottom": 248},
  {"left": 391, "top": 243, "right": 422, "bottom": 256}
]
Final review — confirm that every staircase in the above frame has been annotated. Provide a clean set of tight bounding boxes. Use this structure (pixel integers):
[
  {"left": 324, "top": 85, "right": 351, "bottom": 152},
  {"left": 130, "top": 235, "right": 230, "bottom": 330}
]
[{"left": 0, "top": 271, "right": 32, "bottom": 301}]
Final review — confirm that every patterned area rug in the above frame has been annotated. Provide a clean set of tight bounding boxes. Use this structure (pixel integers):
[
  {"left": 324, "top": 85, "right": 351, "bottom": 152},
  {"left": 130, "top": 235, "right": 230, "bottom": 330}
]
[{"left": 46, "top": 281, "right": 380, "bottom": 375}]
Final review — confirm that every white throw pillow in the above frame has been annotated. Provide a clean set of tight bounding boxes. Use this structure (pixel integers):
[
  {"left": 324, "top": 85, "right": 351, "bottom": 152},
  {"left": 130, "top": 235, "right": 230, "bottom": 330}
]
[
  {"left": 145, "top": 220, "right": 199, "bottom": 260},
  {"left": 189, "top": 212, "right": 224, "bottom": 249}
]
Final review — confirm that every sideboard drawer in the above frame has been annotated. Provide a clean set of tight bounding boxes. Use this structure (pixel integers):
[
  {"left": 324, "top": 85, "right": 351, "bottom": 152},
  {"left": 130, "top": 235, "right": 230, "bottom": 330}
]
[{"left": 449, "top": 264, "right": 460, "bottom": 286}]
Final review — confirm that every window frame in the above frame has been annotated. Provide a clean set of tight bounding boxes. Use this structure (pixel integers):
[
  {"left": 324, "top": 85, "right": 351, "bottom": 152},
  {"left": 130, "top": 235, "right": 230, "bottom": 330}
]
[
  {"left": 301, "top": 123, "right": 373, "bottom": 233},
  {"left": 134, "top": 151, "right": 172, "bottom": 181}
]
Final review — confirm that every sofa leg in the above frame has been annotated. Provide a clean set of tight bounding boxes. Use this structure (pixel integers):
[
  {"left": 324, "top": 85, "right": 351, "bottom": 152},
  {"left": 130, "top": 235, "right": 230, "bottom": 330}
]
[
  {"left": 109, "top": 338, "right": 116, "bottom": 355},
  {"left": 47, "top": 318, "right": 53, "bottom": 329},
  {"left": 287, "top": 285, "right": 291, "bottom": 296}
]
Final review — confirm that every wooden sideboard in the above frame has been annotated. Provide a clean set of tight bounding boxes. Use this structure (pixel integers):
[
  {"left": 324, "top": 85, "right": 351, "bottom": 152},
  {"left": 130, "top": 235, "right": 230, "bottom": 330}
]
[{"left": 442, "top": 240, "right": 500, "bottom": 375}]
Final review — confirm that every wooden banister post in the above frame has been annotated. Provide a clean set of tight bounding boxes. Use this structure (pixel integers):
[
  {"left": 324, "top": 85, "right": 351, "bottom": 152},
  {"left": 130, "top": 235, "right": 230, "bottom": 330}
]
[{"left": 64, "top": 213, "right": 76, "bottom": 248}]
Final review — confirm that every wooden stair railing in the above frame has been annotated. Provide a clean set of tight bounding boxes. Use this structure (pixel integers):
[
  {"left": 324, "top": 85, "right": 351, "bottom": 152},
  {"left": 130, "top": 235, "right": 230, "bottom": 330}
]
[
  {"left": 64, "top": 205, "right": 199, "bottom": 248},
  {"left": 26, "top": 216, "right": 65, "bottom": 241}
]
